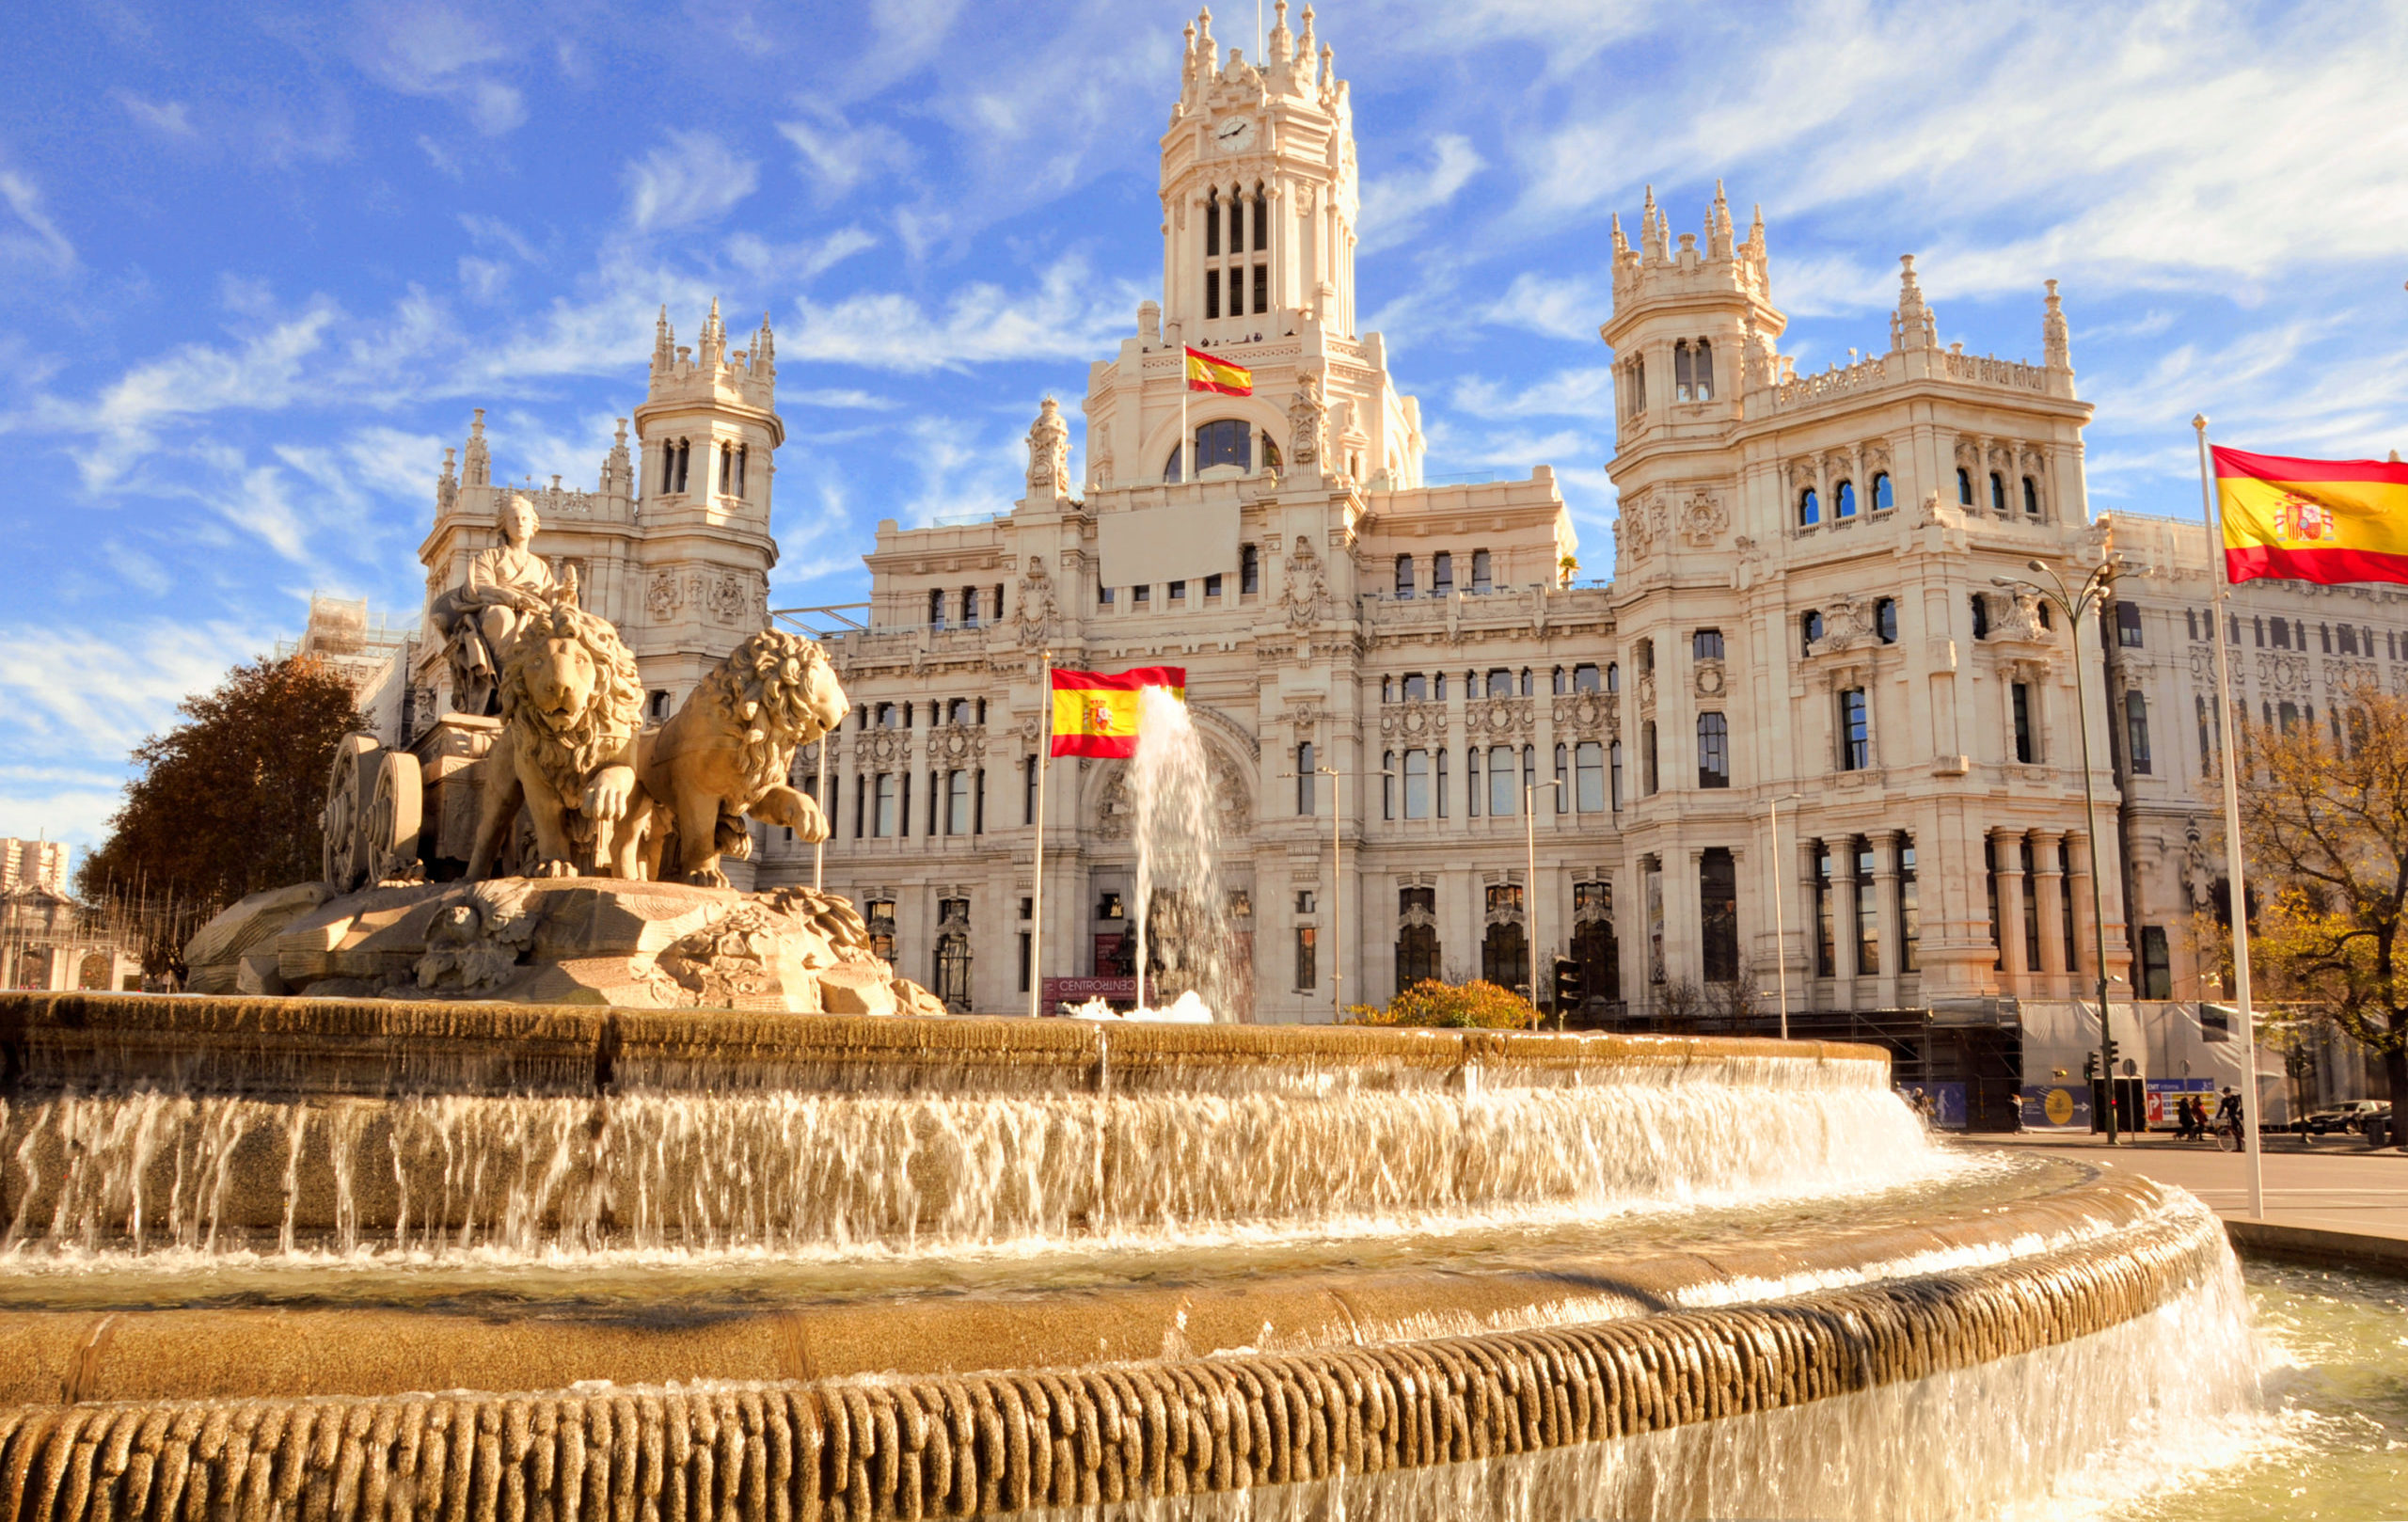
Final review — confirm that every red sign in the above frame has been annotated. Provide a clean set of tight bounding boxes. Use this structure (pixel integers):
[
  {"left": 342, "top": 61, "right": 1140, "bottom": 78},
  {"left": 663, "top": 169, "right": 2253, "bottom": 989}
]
[{"left": 1044, "top": 977, "right": 1135, "bottom": 1007}]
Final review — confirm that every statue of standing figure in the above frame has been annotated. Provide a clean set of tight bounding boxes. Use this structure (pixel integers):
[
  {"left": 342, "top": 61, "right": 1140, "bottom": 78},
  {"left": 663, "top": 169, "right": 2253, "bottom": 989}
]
[{"left": 428, "top": 494, "right": 562, "bottom": 716}]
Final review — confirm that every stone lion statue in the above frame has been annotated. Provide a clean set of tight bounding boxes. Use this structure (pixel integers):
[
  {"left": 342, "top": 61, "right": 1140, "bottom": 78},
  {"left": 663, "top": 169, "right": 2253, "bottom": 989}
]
[
  {"left": 467, "top": 597, "right": 646, "bottom": 880},
  {"left": 636, "top": 629, "right": 848, "bottom": 887}
]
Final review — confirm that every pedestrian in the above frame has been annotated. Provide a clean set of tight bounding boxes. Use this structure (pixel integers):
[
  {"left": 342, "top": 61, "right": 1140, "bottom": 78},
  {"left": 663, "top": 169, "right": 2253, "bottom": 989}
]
[
  {"left": 2175, "top": 1094, "right": 2194, "bottom": 1141},
  {"left": 2214, "top": 1086, "right": 2244, "bottom": 1145}
]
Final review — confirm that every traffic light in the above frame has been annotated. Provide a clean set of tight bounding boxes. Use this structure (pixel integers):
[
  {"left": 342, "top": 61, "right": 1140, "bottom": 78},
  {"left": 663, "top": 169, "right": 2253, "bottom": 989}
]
[
  {"left": 2083, "top": 1051, "right": 2099, "bottom": 1082},
  {"left": 2102, "top": 1037, "right": 2121, "bottom": 1071},
  {"left": 1551, "top": 957, "right": 1582, "bottom": 1010}
]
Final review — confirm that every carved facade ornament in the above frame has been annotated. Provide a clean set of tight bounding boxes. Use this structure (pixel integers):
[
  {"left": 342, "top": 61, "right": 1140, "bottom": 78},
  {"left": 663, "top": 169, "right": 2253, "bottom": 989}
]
[
  {"left": 2182, "top": 819, "right": 2216, "bottom": 910},
  {"left": 1026, "top": 398, "right": 1071, "bottom": 499},
  {"left": 1676, "top": 490, "right": 1727, "bottom": 547},
  {"left": 1379, "top": 702, "right": 1450, "bottom": 741},
  {"left": 646, "top": 571, "right": 679, "bottom": 621},
  {"left": 1014, "top": 554, "right": 1059, "bottom": 644},
  {"left": 1282, "top": 534, "right": 1331, "bottom": 628},
  {"left": 1693, "top": 660, "right": 1726, "bottom": 699},
  {"left": 1637, "top": 669, "right": 1657, "bottom": 716},
  {"left": 1288, "top": 374, "right": 1325, "bottom": 468},
  {"left": 708, "top": 574, "right": 747, "bottom": 623},
  {"left": 1812, "top": 594, "right": 1877, "bottom": 656}
]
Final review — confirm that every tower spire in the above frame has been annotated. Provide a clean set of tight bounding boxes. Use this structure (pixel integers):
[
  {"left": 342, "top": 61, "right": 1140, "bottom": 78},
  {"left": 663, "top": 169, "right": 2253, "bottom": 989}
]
[
  {"left": 1893, "top": 254, "right": 1936, "bottom": 351},
  {"left": 1709, "top": 179, "right": 1735, "bottom": 258},
  {"left": 1610, "top": 211, "right": 1628, "bottom": 260},
  {"left": 2043, "top": 278, "right": 2070, "bottom": 370}
]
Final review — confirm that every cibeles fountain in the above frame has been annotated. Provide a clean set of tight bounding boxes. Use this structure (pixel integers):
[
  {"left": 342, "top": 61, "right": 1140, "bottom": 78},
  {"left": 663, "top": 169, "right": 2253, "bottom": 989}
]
[{"left": 0, "top": 499, "right": 2261, "bottom": 1519}]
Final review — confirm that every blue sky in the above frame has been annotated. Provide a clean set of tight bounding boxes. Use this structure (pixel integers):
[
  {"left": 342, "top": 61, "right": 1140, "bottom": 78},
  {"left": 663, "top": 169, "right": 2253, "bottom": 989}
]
[{"left": 4, "top": 0, "right": 2405, "bottom": 854}]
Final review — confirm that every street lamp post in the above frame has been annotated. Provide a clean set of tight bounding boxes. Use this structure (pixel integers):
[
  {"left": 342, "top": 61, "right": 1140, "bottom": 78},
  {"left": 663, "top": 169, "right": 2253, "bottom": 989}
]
[
  {"left": 1766, "top": 792, "right": 1803, "bottom": 1042},
  {"left": 1526, "top": 778, "right": 1566, "bottom": 1026},
  {"left": 1993, "top": 557, "right": 2126, "bottom": 1144}
]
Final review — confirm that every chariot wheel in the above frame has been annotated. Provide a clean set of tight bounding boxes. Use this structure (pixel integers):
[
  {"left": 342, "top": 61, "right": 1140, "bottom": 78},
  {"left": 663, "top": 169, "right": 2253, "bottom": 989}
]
[
  {"left": 320, "top": 733, "right": 384, "bottom": 892},
  {"left": 367, "top": 750, "right": 423, "bottom": 882}
]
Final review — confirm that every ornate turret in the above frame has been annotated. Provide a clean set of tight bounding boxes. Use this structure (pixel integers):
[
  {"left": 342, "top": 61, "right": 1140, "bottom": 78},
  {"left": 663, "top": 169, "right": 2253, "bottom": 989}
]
[
  {"left": 1891, "top": 254, "right": 1938, "bottom": 352},
  {"left": 652, "top": 306, "right": 674, "bottom": 375},
  {"left": 462, "top": 408, "right": 491, "bottom": 487},
  {"left": 437, "top": 447, "right": 458, "bottom": 513},
  {"left": 2043, "top": 279, "right": 2071, "bottom": 371},
  {"left": 752, "top": 311, "right": 777, "bottom": 384}
]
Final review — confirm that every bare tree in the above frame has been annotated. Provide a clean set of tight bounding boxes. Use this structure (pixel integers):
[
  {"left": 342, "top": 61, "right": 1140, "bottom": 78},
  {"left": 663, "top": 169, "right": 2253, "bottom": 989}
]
[{"left": 2233, "top": 685, "right": 2408, "bottom": 1141}]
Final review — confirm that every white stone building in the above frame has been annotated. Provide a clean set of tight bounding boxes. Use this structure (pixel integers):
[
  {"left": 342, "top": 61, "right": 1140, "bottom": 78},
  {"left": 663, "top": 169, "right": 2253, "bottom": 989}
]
[{"left": 756, "top": 6, "right": 2147, "bottom": 1065}]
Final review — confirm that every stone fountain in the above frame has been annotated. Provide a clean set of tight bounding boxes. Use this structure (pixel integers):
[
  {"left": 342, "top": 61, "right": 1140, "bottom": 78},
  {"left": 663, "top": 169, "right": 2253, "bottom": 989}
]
[{"left": 0, "top": 503, "right": 2260, "bottom": 1518}]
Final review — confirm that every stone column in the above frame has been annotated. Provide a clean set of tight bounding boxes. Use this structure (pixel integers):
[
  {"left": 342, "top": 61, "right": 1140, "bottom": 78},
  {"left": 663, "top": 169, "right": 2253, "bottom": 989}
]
[
  {"left": 1870, "top": 829, "right": 1904, "bottom": 1008},
  {"left": 1991, "top": 829, "right": 2029, "bottom": 996},
  {"left": 2032, "top": 832, "right": 2070, "bottom": 996},
  {"left": 1836, "top": 844, "right": 1866, "bottom": 1003}
]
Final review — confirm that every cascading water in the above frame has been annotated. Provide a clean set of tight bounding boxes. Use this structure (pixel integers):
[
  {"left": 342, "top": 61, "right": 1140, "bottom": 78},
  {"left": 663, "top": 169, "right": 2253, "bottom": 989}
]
[
  {"left": 0, "top": 1056, "right": 1944, "bottom": 1264},
  {"left": 1128, "top": 684, "right": 1233, "bottom": 1020}
]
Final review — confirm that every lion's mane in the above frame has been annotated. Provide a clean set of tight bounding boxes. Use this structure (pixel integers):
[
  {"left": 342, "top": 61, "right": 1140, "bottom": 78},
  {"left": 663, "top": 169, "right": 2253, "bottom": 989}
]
[
  {"left": 497, "top": 602, "right": 644, "bottom": 809},
  {"left": 690, "top": 629, "right": 837, "bottom": 805}
]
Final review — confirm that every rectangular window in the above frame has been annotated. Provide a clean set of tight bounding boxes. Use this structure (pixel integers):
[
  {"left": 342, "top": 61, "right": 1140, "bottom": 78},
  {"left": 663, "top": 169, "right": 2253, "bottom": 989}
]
[
  {"left": 1098, "top": 585, "right": 1115, "bottom": 607},
  {"left": 1204, "top": 269, "right": 1220, "bottom": 320},
  {"left": 2115, "top": 602, "right": 2144, "bottom": 647},
  {"left": 2126, "top": 692, "right": 2152, "bottom": 775},
  {"left": 1402, "top": 673, "right": 1427, "bottom": 702},
  {"left": 854, "top": 773, "right": 866, "bottom": 838},
  {"left": 1697, "top": 713, "right": 1730, "bottom": 788},
  {"left": 1296, "top": 742, "right": 1316, "bottom": 815},
  {"left": 927, "top": 769, "right": 939, "bottom": 834},
  {"left": 1641, "top": 722, "right": 1659, "bottom": 795},
  {"left": 2011, "top": 684, "right": 2036, "bottom": 764},
  {"left": 947, "top": 769, "right": 971, "bottom": 834},
  {"left": 1814, "top": 846, "right": 1835, "bottom": 977},
  {"left": 1432, "top": 551, "right": 1453, "bottom": 595},
  {"left": 929, "top": 589, "right": 945, "bottom": 629},
  {"left": 1253, "top": 263, "right": 1268, "bottom": 314},
  {"left": 1404, "top": 749, "right": 1432, "bottom": 819},
  {"left": 1295, "top": 926, "right": 1317, "bottom": 991},
  {"left": 1436, "top": 746, "right": 1450, "bottom": 818},
  {"left": 1693, "top": 628, "right": 1724, "bottom": 661},
  {"left": 1169, "top": 579, "right": 1186, "bottom": 603},
  {"left": 1204, "top": 574, "right": 1222, "bottom": 598},
  {"left": 874, "top": 773, "right": 897, "bottom": 837},
  {"left": 1241, "top": 544, "right": 1259, "bottom": 594},
  {"left": 1133, "top": 585, "right": 1149, "bottom": 605},
  {"left": 1855, "top": 840, "right": 1879, "bottom": 978},
  {"left": 1395, "top": 555, "right": 1415, "bottom": 598},
  {"left": 1554, "top": 743, "right": 1570, "bottom": 813},
  {"left": 1574, "top": 741, "right": 1603, "bottom": 813},
  {"left": 1840, "top": 690, "right": 1870, "bottom": 770},
  {"left": 1899, "top": 839, "right": 1920, "bottom": 975},
  {"left": 1489, "top": 745, "right": 1518, "bottom": 816},
  {"left": 1018, "top": 931, "right": 1031, "bottom": 993},
  {"left": 1470, "top": 549, "right": 1493, "bottom": 594},
  {"left": 1468, "top": 745, "right": 1482, "bottom": 816}
]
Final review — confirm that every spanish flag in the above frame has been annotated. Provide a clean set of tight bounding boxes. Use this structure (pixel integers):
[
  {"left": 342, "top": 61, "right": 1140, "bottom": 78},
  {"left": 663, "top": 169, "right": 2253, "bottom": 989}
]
[
  {"left": 1184, "top": 346, "right": 1252, "bottom": 397},
  {"left": 2216, "top": 447, "right": 2408, "bottom": 585},
  {"left": 1050, "top": 666, "right": 1187, "bottom": 758}
]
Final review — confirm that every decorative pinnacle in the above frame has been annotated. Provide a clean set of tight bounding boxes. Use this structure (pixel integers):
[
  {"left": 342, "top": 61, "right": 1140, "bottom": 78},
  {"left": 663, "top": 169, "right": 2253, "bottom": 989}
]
[{"left": 2193, "top": 414, "right": 2209, "bottom": 433}]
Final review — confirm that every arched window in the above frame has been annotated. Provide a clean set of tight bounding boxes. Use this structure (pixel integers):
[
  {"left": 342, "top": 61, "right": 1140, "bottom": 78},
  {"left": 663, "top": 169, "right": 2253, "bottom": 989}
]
[
  {"left": 1674, "top": 341, "right": 1694, "bottom": 402},
  {"left": 1396, "top": 921, "right": 1440, "bottom": 991},
  {"left": 662, "top": 445, "right": 676, "bottom": 493},
  {"left": 1872, "top": 472, "right": 1893, "bottom": 512},
  {"left": 1395, "top": 554, "right": 1415, "bottom": 598},
  {"left": 1605, "top": 661, "right": 1619, "bottom": 693},
  {"left": 720, "top": 441, "right": 734, "bottom": 492},
  {"left": 2022, "top": 475, "right": 2040, "bottom": 515},
  {"left": 1798, "top": 487, "right": 1821, "bottom": 527},
  {"left": 1956, "top": 468, "right": 1974, "bottom": 505},
  {"left": 1252, "top": 187, "right": 1268, "bottom": 251},
  {"left": 1697, "top": 712, "right": 1730, "bottom": 788},
  {"left": 1835, "top": 480, "right": 1857, "bottom": 518},
  {"left": 1470, "top": 548, "right": 1492, "bottom": 593},
  {"left": 928, "top": 589, "right": 945, "bottom": 629},
  {"left": 961, "top": 585, "right": 980, "bottom": 628},
  {"left": 1692, "top": 339, "right": 1713, "bottom": 401},
  {"left": 674, "top": 439, "right": 690, "bottom": 493},
  {"left": 1205, "top": 187, "right": 1220, "bottom": 257},
  {"left": 1195, "top": 418, "right": 1249, "bottom": 472},
  {"left": 1989, "top": 472, "right": 2007, "bottom": 513},
  {"left": 1432, "top": 551, "right": 1453, "bottom": 595},
  {"left": 735, "top": 444, "right": 748, "bottom": 497}
]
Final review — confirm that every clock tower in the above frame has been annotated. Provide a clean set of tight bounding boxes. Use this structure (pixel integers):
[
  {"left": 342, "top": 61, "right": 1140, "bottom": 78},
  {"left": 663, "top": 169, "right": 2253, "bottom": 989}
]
[{"left": 1160, "top": 3, "right": 1359, "bottom": 342}]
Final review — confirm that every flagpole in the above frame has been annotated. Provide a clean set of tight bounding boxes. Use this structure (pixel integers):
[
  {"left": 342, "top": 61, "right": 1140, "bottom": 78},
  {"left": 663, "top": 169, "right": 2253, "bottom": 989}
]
[
  {"left": 1180, "top": 349, "right": 1191, "bottom": 484},
  {"left": 2194, "top": 415, "right": 2265, "bottom": 1221},
  {"left": 1031, "top": 650, "right": 1052, "bottom": 1021}
]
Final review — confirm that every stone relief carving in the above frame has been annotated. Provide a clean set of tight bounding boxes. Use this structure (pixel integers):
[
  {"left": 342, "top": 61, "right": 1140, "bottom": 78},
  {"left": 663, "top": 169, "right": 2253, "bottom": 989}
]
[
  {"left": 413, "top": 880, "right": 539, "bottom": 992},
  {"left": 1282, "top": 534, "right": 1331, "bottom": 629},
  {"left": 1288, "top": 374, "right": 1325, "bottom": 468},
  {"left": 708, "top": 574, "right": 747, "bottom": 623},
  {"left": 1378, "top": 702, "right": 1450, "bottom": 742},
  {"left": 1676, "top": 491, "right": 1727, "bottom": 547},
  {"left": 1026, "top": 398, "right": 1071, "bottom": 499},
  {"left": 1014, "top": 555, "right": 1059, "bottom": 644},
  {"left": 1693, "top": 660, "right": 1726, "bottom": 699},
  {"left": 648, "top": 571, "right": 679, "bottom": 621}
]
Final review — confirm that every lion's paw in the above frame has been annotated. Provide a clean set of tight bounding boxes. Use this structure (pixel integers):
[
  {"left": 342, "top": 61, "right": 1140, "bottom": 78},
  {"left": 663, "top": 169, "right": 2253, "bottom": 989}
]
[
  {"left": 681, "top": 865, "right": 732, "bottom": 890},
  {"left": 535, "top": 858, "right": 580, "bottom": 879}
]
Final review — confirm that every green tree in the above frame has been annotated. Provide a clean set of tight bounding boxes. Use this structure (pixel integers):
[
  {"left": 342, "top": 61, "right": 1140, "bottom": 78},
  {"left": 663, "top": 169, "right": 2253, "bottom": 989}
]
[
  {"left": 2234, "top": 686, "right": 2408, "bottom": 1142},
  {"left": 76, "top": 656, "right": 364, "bottom": 973}
]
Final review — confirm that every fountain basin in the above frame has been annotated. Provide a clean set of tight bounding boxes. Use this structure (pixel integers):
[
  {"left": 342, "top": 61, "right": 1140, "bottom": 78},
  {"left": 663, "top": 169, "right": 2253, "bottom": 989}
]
[{"left": 0, "top": 992, "right": 2255, "bottom": 1520}]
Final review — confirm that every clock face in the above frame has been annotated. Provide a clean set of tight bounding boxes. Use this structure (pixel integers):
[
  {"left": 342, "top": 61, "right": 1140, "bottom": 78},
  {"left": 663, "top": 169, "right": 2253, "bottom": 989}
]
[{"left": 1214, "top": 118, "right": 1256, "bottom": 153}]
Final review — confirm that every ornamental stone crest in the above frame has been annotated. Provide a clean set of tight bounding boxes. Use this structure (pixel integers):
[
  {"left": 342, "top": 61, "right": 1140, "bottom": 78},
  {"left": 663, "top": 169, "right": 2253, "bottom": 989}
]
[
  {"left": 708, "top": 573, "right": 747, "bottom": 623},
  {"left": 1677, "top": 491, "right": 1728, "bottom": 547},
  {"left": 1379, "top": 702, "right": 1450, "bottom": 742},
  {"left": 1015, "top": 555, "right": 1059, "bottom": 644},
  {"left": 1026, "top": 398, "right": 1070, "bottom": 499},
  {"left": 648, "top": 571, "right": 680, "bottom": 621},
  {"left": 1282, "top": 534, "right": 1330, "bottom": 629}
]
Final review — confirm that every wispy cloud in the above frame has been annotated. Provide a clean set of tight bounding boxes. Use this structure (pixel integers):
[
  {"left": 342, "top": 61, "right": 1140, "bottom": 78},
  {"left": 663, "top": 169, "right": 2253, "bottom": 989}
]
[
  {"left": 113, "top": 91, "right": 196, "bottom": 137},
  {"left": 778, "top": 107, "right": 913, "bottom": 199},
  {"left": 358, "top": 4, "right": 526, "bottom": 135},
  {"left": 0, "top": 166, "right": 75, "bottom": 275},
  {"left": 1359, "top": 135, "right": 1483, "bottom": 253},
  {"left": 785, "top": 256, "right": 1140, "bottom": 373},
  {"left": 624, "top": 130, "right": 760, "bottom": 233}
]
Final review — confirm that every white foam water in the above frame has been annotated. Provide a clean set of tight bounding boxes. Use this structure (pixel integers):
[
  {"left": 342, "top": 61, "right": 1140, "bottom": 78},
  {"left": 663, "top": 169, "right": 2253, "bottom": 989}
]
[
  {"left": 0, "top": 1061, "right": 1949, "bottom": 1267},
  {"left": 1130, "top": 684, "right": 1233, "bottom": 1019},
  {"left": 984, "top": 1243, "right": 2262, "bottom": 1522}
]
